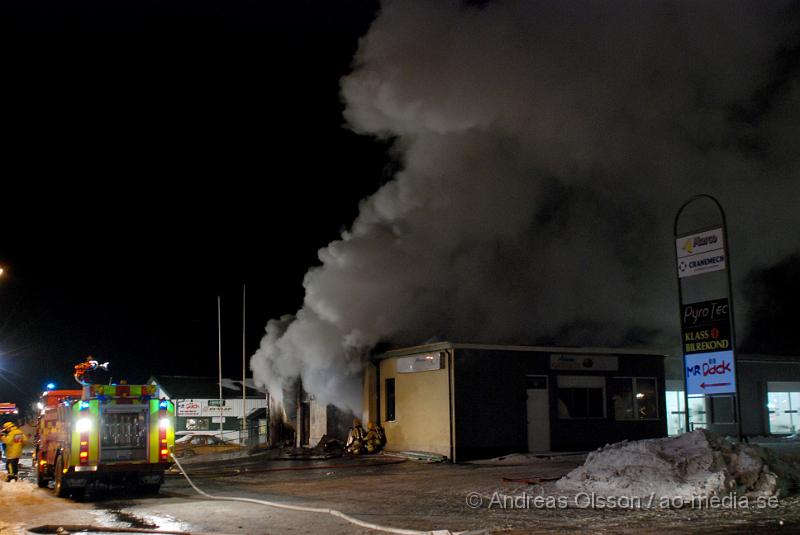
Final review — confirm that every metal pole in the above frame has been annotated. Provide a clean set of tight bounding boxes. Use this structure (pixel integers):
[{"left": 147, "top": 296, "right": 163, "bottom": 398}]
[
  {"left": 674, "top": 201, "right": 692, "bottom": 436},
  {"left": 719, "top": 215, "right": 744, "bottom": 443},
  {"left": 242, "top": 284, "right": 247, "bottom": 443},
  {"left": 218, "top": 295, "right": 223, "bottom": 442}
]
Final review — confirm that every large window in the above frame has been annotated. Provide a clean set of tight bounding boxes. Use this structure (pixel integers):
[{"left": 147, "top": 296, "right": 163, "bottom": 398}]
[
  {"left": 767, "top": 382, "right": 800, "bottom": 435},
  {"left": 185, "top": 417, "right": 211, "bottom": 431},
  {"left": 385, "top": 378, "right": 396, "bottom": 422},
  {"left": 612, "top": 377, "right": 659, "bottom": 420},
  {"left": 557, "top": 376, "right": 605, "bottom": 419}
]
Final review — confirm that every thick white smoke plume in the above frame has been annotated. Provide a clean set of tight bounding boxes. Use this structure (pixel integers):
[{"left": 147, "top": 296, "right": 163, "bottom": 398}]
[{"left": 252, "top": 0, "right": 800, "bottom": 412}]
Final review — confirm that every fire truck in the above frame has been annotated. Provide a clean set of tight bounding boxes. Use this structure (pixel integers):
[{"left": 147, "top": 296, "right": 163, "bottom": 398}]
[
  {"left": 34, "top": 384, "right": 175, "bottom": 499},
  {"left": 0, "top": 402, "right": 19, "bottom": 428}
]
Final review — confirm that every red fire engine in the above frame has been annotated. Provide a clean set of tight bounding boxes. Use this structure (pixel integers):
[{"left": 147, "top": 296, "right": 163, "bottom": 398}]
[{"left": 34, "top": 383, "right": 175, "bottom": 499}]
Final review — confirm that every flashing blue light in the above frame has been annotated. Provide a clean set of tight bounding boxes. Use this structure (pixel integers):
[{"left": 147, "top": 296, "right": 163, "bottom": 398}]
[
  {"left": 159, "top": 400, "right": 169, "bottom": 409},
  {"left": 80, "top": 401, "right": 90, "bottom": 410},
  {"left": 46, "top": 383, "right": 56, "bottom": 390}
]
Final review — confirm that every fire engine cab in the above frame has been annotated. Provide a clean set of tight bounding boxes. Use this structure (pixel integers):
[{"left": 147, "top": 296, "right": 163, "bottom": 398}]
[{"left": 34, "top": 384, "right": 175, "bottom": 499}]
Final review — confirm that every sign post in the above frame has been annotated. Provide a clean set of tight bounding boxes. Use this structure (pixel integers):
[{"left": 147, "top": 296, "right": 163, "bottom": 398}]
[{"left": 674, "top": 194, "right": 742, "bottom": 441}]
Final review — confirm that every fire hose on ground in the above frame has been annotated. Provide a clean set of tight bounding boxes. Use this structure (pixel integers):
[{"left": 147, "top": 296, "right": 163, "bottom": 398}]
[{"left": 170, "top": 453, "right": 484, "bottom": 535}]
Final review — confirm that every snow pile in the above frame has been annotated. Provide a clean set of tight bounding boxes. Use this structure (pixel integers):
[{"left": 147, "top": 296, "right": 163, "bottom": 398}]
[
  {"left": 0, "top": 479, "right": 50, "bottom": 505},
  {"left": 557, "top": 430, "right": 800, "bottom": 499}
]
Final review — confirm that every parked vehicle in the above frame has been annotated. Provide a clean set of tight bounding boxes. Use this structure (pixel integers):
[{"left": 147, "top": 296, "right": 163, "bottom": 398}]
[
  {"left": 174, "top": 433, "right": 243, "bottom": 457},
  {"left": 34, "top": 384, "right": 175, "bottom": 499}
]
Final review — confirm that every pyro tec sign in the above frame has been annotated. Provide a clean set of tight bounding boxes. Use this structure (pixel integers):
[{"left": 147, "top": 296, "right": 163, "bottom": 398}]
[{"left": 683, "top": 299, "right": 729, "bottom": 327}]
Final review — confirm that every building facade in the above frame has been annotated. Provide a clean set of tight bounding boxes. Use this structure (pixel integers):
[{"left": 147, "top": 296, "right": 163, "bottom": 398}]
[
  {"left": 364, "top": 342, "right": 667, "bottom": 462},
  {"left": 148, "top": 376, "right": 268, "bottom": 444}
]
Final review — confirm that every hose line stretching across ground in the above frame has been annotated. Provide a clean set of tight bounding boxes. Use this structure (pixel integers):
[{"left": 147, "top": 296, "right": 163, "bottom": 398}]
[{"left": 170, "top": 453, "right": 467, "bottom": 535}]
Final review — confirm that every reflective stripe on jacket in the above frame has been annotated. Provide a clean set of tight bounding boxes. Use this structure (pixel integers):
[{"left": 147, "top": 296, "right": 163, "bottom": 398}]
[{"left": 2, "top": 428, "right": 24, "bottom": 459}]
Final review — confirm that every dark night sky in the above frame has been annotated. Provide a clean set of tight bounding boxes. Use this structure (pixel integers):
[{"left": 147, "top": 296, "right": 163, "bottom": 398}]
[
  {"left": 0, "top": 0, "right": 389, "bottom": 408},
  {"left": 2, "top": 1, "right": 798, "bottom": 412}
]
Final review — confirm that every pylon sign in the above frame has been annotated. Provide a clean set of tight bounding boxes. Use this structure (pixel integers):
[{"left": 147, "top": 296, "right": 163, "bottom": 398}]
[{"left": 674, "top": 195, "right": 742, "bottom": 439}]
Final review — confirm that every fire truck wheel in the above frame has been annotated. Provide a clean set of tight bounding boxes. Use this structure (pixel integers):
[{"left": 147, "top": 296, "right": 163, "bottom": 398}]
[
  {"left": 36, "top": 466, "right": 49, "bottom": 488},
  {"left": 139, "top": 483, "right": 161, "bottom": 495},
  {"left": 54, "top": 455, "right": 68, "bottom": 498}
]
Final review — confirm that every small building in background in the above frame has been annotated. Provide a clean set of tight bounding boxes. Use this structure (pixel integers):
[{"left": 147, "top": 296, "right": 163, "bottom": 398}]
[
  {"left": 363, "top": 342, "right": 667, "bottom": 462},
  {"left": 148, "top": 376, "right": 268, "bottom": 444},
  {"left": 663, "top": 353, "right": 800, "bottom": 438}
]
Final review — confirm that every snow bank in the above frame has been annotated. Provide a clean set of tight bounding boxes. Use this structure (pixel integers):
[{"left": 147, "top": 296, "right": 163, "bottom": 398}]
[
  {"left": 0, "top": 479, "right": 50, "bottom": 505},
  {"left": 557, "top": 430, "right": 800, "bottom": 499}
]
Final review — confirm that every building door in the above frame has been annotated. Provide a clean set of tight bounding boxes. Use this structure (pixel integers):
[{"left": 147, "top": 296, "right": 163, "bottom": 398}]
[
  {"left": 665, "top": 390, "right": 686, "bottom": 436},
  {"left": 526, "top": 375, "right": 550, "bottom": 452}
]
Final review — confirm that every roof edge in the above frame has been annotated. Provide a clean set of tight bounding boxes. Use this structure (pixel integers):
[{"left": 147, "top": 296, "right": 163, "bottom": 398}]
[{"left": 375, "top": 342, "right": 669, "bottom": 360}]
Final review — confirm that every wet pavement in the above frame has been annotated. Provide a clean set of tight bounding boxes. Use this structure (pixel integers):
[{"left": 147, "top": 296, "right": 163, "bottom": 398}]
[{"left": 8, "top": 443, "right": 800, "bottom": 534}]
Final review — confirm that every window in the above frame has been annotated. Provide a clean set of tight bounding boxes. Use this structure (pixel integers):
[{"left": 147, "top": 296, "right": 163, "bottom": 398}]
[
  {"left": 385, "top": 378, "right": 396, "bottom": 421},
  {"left": 557, "top": 376, "right": 605, "bottom": 419},
  {"left": 767, "top": 383, "right": 800, "bottom": 435},
  {"left": 186, "top": 417, "right": 211, "bottom": 431},
  {"left": 688, "top": 397, "right": 708, "bottom": 430},
  {"left": 611, "top": 377, "right": 659, "bottom": 420},
  {"left": 613, "top": 377, "right": 658, "bottom": 420}
]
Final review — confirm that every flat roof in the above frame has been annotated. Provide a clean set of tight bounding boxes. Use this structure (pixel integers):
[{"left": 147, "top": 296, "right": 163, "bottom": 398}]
[{"left": 375, "top": 341, "right": 668, "bottom": 360}]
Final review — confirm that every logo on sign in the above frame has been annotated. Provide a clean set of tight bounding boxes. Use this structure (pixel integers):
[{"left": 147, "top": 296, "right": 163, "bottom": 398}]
[
  {"left": 681, "top": 298, "right": 732, "bottom": 354},
  {"left": 684, "top": 351, "right": 736, "bottom": 396},
  {"left": 676, "top": 228, "right": 726, "bottom": 278},
  {"left": 680, "top": 233, "right": 719, "bottom": 256},
  {"left": 177, "top": 401, "right": 201, "bottom": 417}
]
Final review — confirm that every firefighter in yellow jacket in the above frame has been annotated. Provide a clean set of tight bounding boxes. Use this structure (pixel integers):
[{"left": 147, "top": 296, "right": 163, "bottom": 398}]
[
  {"left": 345, "top": 418, "right": 366, "bottom": 454},
  {"left": 1, "top": 422, "right": 24, "bottom": 481},
  {"left": 364, "top": 421, "right": 385, "bottom": 454}
]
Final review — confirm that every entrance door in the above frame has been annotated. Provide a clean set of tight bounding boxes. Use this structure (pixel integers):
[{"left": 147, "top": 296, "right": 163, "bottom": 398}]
[{"left": 526, "top": 375, "right": 550, "bottom": 452}]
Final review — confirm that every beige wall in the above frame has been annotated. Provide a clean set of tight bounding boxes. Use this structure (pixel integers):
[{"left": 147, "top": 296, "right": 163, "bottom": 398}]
[{"left": 379, "top": 356, "right": 452, "bottom": 458}]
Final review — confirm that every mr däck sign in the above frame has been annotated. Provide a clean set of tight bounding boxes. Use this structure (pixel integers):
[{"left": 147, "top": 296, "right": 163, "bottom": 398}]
[{"left": 684, "top": 350, "right": 737, "bottom": 395}]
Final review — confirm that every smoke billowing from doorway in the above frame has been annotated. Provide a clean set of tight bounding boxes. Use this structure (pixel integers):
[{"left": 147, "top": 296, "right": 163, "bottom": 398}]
[{"left": 251, "top": 1, "right": 800, "bottom": 412}]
